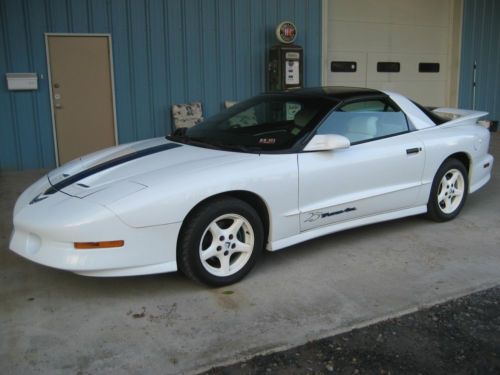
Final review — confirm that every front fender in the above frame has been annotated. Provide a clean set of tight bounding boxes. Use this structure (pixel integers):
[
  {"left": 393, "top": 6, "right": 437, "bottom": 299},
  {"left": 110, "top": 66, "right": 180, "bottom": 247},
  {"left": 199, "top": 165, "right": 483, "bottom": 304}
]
[{"left": 101, "top": 154, "right": 300, "bottom": 242}]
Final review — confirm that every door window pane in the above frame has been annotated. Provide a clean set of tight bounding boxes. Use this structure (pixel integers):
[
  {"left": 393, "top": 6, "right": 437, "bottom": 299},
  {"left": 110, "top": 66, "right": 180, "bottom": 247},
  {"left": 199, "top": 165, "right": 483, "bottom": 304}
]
[{"left": 317, "top": 99, "right": 408, "bottom": 143}]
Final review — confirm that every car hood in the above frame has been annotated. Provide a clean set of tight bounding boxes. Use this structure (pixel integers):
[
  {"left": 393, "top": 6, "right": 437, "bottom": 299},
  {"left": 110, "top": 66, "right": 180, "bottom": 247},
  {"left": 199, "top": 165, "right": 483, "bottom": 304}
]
[{"left": 48, "top": 137, "right": 256, "bottom": 199}]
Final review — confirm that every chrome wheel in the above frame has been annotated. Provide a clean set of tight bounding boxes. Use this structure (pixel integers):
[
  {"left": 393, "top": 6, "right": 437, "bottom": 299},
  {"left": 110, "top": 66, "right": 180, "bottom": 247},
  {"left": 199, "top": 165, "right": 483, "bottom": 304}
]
[
  {"left": 437, "top": 168, "right": 465, "bottom": 214},
  {"left": 199, "top": 213, "right": 255, "bottom": 277}
]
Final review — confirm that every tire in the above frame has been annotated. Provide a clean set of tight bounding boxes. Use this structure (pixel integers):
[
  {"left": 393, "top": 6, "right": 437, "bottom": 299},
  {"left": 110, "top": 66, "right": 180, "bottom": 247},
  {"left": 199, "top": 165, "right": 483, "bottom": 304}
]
[
  {"left": 178, "top": 196, "right": 264, "bottom": 286},
  {"left": 427, "top": 158, "right": 468, "bottom": 222}
]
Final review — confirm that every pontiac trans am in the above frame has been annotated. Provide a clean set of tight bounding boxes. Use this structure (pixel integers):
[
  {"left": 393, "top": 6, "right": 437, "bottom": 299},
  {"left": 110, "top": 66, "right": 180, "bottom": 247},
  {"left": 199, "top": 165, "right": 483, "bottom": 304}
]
[{"left": 9, "top": 87, "right": 494, "bottom": 286}]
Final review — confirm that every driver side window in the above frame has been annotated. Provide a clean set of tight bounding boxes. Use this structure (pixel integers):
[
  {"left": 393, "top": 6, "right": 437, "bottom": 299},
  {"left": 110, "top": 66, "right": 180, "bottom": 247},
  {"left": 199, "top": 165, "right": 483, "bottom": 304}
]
[{"left": 317, "top": 99, "right": 409, "bottom": 144}]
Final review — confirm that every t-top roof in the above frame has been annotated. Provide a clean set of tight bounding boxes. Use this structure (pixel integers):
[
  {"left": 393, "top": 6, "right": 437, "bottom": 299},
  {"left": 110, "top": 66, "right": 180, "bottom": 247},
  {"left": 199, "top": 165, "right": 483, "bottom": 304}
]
[{"left": 293, "top": 86, "right": 384, "bottom": 101}]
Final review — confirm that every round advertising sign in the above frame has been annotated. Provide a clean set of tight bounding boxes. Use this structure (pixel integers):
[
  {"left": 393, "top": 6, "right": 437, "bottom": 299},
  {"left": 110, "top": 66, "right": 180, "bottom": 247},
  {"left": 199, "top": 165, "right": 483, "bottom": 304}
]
[{"left": 275, "top": 21, "right": 297, "bottom": 44}]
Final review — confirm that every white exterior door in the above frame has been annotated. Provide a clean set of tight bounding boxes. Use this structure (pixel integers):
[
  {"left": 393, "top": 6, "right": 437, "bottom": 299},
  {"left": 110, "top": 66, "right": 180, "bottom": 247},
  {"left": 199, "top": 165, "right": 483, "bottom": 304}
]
[
  {"left": 299, "top": 133, "right": 425, "bottom": 231},
  {"left": 298, "top": 97, "right": 425, "bottom": 231}
]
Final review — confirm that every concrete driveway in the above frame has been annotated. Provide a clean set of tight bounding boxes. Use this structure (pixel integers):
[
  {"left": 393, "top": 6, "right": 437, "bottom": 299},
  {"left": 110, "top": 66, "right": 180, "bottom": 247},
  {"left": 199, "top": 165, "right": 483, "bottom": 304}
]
[{"left": 1, "top": 135, "right": 499, "bottom": 375}]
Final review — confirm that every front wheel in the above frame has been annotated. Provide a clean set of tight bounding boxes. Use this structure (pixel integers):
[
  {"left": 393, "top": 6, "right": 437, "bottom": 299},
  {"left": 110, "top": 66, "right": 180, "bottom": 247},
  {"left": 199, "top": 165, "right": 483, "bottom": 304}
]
[
  {"left": 427, "top": 158, "right": 468, "bottom": 222},
  {"left": 178, "top": 197, "right": 264, "bottom": 286}
]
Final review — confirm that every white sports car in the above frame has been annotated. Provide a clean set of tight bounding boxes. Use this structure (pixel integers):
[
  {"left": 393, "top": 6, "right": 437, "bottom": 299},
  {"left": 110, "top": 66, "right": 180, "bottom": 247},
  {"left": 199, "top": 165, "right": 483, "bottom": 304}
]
[{"left": 10, "top": 87, "right": 494, "bottom": 286}]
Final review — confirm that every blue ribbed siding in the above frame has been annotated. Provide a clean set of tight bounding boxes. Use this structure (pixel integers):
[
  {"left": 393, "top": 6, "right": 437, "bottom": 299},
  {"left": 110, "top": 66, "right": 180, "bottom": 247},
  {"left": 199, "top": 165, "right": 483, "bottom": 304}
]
[
  {"left": 0, "top": 0, "right": 322, "bottom": 170},
  {"left": 459, "top": 0, "right": 500, "bottom": 120}
]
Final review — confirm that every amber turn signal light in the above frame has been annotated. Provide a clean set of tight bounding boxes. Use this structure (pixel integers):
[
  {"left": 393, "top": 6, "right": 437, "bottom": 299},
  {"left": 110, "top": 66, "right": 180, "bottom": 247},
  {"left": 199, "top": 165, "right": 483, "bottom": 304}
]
[{"left": 74, "top": 240, "right": 124, "bottom": 249}]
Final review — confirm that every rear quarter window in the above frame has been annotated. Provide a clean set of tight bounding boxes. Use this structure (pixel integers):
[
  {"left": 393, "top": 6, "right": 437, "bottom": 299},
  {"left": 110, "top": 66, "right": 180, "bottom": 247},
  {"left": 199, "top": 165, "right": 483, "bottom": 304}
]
[{"left": 411, "top": 101, "right": 448, "bottom": 125}]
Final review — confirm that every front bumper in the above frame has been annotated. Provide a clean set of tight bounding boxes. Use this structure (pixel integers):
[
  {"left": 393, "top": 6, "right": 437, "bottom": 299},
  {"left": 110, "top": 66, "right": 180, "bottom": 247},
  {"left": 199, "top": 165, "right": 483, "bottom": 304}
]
[{"left": 9, "top": 176, "right": 181, "bottom": 276}]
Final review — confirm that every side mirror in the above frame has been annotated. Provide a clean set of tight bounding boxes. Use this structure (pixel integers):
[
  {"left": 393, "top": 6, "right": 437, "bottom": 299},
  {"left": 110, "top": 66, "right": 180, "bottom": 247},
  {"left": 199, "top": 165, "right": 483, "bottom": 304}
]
[{"left": 303, "top": 134, "right": 350, "bottom": 152}]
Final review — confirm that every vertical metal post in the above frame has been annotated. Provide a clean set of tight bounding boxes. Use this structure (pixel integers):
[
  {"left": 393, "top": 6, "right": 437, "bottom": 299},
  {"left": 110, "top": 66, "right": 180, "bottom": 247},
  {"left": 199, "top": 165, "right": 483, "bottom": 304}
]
[{"left": 472, "top": 60, "right": 477, "bottom": 110}]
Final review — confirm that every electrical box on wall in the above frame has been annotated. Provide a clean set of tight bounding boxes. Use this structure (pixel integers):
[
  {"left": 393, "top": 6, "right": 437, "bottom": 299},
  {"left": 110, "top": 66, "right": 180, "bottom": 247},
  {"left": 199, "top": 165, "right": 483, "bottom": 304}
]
[{"left": 6, "top": 73, "right": 38, "bottom": 90}]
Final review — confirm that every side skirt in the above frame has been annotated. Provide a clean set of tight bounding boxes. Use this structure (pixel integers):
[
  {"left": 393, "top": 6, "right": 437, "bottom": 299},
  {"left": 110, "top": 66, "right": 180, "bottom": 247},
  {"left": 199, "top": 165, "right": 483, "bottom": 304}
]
[{"left": 267, "top": 205, "right": 427, "bottom": 251}]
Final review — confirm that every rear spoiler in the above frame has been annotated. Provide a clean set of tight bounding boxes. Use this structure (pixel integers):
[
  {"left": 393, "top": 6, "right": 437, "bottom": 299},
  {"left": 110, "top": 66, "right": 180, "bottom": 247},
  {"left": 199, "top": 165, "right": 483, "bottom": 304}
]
[{"left": 432, "top": 107, "right": 489, "bottom": 127}]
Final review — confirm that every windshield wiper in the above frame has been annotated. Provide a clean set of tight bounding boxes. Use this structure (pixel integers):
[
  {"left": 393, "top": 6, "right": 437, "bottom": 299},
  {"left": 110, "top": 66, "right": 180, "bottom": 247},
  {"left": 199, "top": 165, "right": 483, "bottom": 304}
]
[
  {"left": 167, "top": 133, "right": 258, "bottom": 153},
  {"left": 191, "top": 138, "right": 258, "bottom": 153},
  {"left": 221, "top": 144, "right": 258, "bottom": 152},
  {"left": 167, "top": 134, "right": 222, "bottom": 149}
]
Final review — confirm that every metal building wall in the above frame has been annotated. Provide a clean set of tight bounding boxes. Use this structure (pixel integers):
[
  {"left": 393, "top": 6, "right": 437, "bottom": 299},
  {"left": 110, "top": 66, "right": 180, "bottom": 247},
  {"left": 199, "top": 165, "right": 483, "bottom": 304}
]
[
  {"left": 0, "top": 0, "right": 322, "bottom": 170},
  {"left": 458, "top": 0, "right": 500, "bottom": 120}
]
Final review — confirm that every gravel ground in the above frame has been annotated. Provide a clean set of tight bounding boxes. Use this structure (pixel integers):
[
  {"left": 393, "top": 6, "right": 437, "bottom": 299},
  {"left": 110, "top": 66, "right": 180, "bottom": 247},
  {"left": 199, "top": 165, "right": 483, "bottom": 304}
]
[{"left": 202, "top": 286, "right": 500, "bottom": 375}]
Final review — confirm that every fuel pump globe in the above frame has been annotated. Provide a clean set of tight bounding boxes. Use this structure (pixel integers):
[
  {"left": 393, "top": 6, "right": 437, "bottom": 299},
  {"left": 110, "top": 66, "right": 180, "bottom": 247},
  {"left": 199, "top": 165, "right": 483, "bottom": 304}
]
[{"left": 275, "top": 21, "right": 297, "bottom": 44}]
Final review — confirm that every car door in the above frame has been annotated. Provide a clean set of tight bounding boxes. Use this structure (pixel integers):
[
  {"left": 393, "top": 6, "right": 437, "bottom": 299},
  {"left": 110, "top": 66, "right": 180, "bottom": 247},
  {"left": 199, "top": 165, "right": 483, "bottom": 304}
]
[{"left": 298, "top": 98, "right": 425, "bottom": 231}]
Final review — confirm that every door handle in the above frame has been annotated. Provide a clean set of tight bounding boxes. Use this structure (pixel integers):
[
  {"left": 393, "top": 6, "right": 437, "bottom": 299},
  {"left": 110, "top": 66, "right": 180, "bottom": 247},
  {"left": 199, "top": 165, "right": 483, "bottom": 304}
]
[{"left": 406, "top": 147, "right": 422, "bottom": 155}]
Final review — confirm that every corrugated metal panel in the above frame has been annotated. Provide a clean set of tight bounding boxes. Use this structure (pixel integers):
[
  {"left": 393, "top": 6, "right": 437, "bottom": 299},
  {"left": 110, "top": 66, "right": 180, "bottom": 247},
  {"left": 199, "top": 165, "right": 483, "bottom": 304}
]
[
  {"left": 459, "top": 0, "right": 500, "bottom": 120},
  {"left": 0, "top": 0, "right": 322, "bottom": 170}
]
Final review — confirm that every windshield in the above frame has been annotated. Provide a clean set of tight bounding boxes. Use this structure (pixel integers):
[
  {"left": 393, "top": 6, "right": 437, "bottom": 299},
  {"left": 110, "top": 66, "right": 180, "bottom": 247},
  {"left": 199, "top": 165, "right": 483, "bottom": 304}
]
[{"left": 168, "top": 95, "right": 334, "bottom": 152}]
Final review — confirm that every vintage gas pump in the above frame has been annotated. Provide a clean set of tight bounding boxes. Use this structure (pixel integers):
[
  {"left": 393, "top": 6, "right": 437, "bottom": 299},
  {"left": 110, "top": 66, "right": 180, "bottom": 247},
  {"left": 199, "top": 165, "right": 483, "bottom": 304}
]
[{"left": 268, "top": 21, "right": 303, "bottom": 91}]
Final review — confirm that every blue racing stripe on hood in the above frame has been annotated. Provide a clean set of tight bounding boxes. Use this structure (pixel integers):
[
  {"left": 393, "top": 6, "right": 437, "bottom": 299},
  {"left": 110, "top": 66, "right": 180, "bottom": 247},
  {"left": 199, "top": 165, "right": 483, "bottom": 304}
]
[{"left": 45, "top": 143, "right": 182, "bottom": 194}]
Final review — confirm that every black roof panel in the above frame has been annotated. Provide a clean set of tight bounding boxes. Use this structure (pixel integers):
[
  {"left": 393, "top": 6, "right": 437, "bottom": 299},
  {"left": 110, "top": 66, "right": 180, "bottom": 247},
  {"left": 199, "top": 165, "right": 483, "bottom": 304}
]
[
  {"left": 293, "top": 86, "right": 384, "bottom": 100},
  {"left": 264, "top": 86, "right": 385, "bottom": 102}
]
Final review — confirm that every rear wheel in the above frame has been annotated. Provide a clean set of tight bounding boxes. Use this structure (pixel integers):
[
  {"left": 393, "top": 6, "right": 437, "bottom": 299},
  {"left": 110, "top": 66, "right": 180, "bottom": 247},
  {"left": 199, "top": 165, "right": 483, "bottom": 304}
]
[
  {"left": 178, "top": 197, "right": 264, "bottom": 286},
  {"left": 427, "top": 158, "right": 468, "bottom": 222}
]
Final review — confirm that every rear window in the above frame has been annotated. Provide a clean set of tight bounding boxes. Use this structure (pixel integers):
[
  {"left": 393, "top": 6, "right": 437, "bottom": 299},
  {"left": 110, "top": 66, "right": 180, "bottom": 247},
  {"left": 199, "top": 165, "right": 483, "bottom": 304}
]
[{"left": 412, "top": 101, "right": 448, "bottom": 125}]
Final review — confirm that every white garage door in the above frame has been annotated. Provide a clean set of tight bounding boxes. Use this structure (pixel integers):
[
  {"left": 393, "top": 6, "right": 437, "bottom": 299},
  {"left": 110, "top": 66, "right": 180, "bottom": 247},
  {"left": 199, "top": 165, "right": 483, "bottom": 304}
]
[{"left": 323, "top": 0, "right": 462, "bottom": 107}]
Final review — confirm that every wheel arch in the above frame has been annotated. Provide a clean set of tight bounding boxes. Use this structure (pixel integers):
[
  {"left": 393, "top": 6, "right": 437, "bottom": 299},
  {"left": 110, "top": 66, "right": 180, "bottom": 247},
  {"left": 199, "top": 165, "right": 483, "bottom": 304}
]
[
  {"left": 426, "top": 153, "right": 470, "bottom": 222},
  {"left": 176, "top": 190, "right": 271, "bottom": 260},
  {"left": 445, "top": 152, "right": 471, "bottom": 173},
  {"left": 442, "top": 152, "right": 472, "bottom": 188}
]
